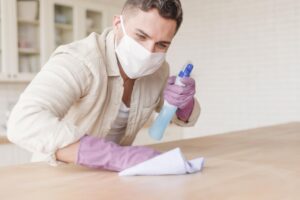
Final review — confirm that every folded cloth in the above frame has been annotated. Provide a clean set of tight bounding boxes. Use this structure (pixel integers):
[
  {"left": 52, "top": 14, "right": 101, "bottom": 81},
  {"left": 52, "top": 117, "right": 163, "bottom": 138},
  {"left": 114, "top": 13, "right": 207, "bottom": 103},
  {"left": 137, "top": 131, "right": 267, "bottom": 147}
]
[{"left": 119, "top": 148, "right": 204, "bottom": 176}]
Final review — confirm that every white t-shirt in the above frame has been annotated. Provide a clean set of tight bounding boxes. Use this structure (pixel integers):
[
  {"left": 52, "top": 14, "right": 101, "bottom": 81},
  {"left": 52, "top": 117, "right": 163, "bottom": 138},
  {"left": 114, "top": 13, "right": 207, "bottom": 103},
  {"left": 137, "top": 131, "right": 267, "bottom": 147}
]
[{"left": 105, "top": 102, "right": 130, "bottom": 143}]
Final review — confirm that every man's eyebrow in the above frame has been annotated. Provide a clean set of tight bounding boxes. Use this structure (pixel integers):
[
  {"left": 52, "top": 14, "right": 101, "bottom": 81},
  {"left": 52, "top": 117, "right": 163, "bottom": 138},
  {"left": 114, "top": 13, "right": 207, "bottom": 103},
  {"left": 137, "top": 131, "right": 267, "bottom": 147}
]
[
  {"left": 136, "top": 28, "right": 171, "bottom": 44},
  {"left": 158, "top": 40, "right": 171, "bottom": 45},
  {"left": 136, "top": 29, "right": 151, "bottom": 38}
]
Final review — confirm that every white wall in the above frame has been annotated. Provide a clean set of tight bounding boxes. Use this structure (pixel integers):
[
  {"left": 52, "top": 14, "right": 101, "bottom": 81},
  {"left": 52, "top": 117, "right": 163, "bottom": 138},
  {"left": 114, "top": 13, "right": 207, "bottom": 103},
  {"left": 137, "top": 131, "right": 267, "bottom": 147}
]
[{"left": 167, "top": 0, "right": 300, "bottom": 138}]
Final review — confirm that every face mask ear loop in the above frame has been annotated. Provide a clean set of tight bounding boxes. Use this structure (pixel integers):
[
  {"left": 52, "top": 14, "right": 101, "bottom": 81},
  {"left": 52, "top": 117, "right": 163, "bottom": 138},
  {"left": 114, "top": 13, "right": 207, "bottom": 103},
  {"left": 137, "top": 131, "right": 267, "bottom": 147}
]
[
  {"left": 115, "top": 15, "right": 126, "bottom": 49},
  {"left": 119, "top": 15, "right": 128, "bottom": 36}
]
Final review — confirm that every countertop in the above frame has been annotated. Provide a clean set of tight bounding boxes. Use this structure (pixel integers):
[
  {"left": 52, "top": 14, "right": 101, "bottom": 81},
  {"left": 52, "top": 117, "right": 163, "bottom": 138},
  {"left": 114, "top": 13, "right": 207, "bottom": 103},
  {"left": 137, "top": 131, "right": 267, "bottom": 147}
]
[{"left": 0, "top": 122, "right": 300, "bottom": 200}]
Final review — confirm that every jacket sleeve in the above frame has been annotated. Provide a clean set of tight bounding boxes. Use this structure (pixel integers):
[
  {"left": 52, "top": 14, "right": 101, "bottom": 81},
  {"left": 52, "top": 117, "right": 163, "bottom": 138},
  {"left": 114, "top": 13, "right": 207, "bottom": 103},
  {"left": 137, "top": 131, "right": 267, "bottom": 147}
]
[{"left": 7, "top": 53, "right": 92, "bottom": 162}]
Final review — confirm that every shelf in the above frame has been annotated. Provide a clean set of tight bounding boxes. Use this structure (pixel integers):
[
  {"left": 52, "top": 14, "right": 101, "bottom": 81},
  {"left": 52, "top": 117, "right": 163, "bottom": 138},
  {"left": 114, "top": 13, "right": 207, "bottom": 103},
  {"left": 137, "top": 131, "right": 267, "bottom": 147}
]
[
  {"left": 55, "top": 23, "right": 73, "bottom": 31},
  {"left": 19, "top": 48, "right": 40, "bottom": 55},
  {"left": 18, "top": 19, "right": 39, "bottom": 26},
  {"left": 0, "top": 73, "right": 36, "bottom": 83}
]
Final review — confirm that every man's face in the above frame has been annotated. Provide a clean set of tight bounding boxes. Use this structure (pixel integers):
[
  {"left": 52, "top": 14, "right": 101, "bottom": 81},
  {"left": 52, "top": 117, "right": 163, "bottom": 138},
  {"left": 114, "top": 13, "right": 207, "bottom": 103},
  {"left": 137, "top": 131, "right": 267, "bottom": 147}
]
[{"left": 113, "top": 8, "right": 177, "bottom": 53}]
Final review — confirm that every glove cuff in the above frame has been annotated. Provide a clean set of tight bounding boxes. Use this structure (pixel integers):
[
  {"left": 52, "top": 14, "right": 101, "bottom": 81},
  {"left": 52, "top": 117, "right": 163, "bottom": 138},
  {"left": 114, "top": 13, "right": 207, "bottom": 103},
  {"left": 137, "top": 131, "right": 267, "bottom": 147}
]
[{"left": 176, "top": 98, "right": 194, "bottom": 122}]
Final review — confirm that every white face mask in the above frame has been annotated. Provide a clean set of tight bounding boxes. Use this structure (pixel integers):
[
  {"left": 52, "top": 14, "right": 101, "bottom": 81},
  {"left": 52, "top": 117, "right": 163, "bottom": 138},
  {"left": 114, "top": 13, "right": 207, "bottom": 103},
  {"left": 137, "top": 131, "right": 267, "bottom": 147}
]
[{"left": 115, "top": 16, "right": 166, "bottom": 79}]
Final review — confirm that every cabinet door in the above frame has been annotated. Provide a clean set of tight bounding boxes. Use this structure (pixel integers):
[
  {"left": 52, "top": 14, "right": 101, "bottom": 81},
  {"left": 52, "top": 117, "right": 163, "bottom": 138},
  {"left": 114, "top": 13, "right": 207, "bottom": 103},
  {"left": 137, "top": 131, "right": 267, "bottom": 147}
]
[
  {"left": 0, "top": 0, "right": 18, "bottom": 81},
  {"left": 54, "top": 4, "right": 74, "bottom": 47},
  {"left": 85, "top": 9, "right": 104, "bottom": 36},
  {"left": 52, "top": 0, "right": 75, "bottom": 50},
  {"left": 76, "top": 1, "right": 109, "bottom": 40},
  {"left": 17, "top": 0, "right": 41, "bottom": 75},
  {"left": 0, "top": 0, "right": 40, "bottom": 82},
  {"left": 40, "top": 0, "right": 76, "bottom": 65},
  {"left": 0, "top": 1, "right": 2, "bottom": 73}
]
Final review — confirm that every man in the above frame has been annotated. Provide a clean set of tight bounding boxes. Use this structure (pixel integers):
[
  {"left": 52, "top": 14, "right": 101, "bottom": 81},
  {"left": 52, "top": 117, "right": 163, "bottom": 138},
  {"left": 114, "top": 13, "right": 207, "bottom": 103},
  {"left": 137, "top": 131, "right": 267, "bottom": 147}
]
[{"left": 7, "top": 0, "right": 200, "bottom": 171}]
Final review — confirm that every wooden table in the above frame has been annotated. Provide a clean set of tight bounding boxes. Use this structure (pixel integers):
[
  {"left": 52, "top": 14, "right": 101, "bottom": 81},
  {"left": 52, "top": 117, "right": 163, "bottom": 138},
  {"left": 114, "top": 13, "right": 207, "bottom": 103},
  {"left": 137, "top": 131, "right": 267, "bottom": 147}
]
[
  {"left": 0, "top": 136, "right": 10, "bottom": 144},
  {"left": 0, "top": 122, "right": 300, "bottom": 200}
]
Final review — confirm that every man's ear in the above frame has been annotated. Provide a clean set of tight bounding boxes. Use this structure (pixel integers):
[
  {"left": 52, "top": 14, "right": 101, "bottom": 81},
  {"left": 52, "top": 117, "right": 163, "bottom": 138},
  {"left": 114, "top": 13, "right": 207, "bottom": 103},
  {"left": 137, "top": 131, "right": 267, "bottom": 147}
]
[{"left": 113, "top": 15, "right": 121, "bottom": 32}]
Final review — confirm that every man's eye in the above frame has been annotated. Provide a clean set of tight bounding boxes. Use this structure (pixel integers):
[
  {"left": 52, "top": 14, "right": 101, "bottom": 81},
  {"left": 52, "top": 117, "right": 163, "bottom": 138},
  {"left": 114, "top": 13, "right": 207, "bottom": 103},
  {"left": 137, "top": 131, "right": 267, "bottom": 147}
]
[
  {"left": 157, "top": 43, "right": 168, "bottom": 49},
  {"left": 136, "top": 34, "right": 146, "bottom": 40}
]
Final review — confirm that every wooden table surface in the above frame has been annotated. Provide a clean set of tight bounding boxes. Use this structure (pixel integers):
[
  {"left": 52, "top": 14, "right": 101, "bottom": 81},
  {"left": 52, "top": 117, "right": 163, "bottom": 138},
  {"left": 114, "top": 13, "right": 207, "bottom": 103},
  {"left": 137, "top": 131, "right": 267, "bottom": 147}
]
[
  {"left": 0, "top": 122, "right": 300, "bottom": 200},
  {"left": 0, "top": 136, "right": 10, "bottom": 144}
]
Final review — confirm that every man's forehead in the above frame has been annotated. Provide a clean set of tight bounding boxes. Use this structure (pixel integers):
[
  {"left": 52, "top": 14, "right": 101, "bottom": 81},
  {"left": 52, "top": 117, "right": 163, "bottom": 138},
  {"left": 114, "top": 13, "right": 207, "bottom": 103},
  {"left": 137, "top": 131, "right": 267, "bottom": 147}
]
[{"left": 124, "top": 9, "right": 177, "bottom": 40}]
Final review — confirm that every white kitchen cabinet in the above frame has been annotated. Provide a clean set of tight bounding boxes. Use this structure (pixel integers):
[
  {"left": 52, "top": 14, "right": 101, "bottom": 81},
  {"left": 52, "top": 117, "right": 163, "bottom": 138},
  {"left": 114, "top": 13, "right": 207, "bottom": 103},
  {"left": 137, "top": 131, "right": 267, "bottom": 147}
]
[
  {"left": 0, "top": 1, "right": 2, "bottom": 74},
  {"left": 0, "top": 0, "right": 20, "bottom": 82},
  {"left": 17, "top": 0, "right": 41, "bottom": 75},
  {"left": 0, "top": 143, "right": 32, "bottom": 166},
  {"left": 0, "top": 0, "right": 114, "bottom": 83}
]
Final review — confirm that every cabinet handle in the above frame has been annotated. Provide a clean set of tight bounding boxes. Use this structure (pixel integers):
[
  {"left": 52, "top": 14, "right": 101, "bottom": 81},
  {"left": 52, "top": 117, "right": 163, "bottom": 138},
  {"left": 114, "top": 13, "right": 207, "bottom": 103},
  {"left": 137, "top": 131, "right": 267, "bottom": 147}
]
[
  {"left": 7, "top": 74, "right": 11, "bottom": 78},
  {"left": 13, "top": 74, "right": 17, "bottom": 78}
]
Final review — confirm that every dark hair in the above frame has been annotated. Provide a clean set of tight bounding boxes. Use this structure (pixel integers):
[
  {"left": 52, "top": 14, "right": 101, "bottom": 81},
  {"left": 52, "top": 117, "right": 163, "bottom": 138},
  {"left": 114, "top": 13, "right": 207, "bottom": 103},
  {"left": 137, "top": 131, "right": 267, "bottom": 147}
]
[{"left": 122, "top": 0, "right": 183, "bottom": 32}]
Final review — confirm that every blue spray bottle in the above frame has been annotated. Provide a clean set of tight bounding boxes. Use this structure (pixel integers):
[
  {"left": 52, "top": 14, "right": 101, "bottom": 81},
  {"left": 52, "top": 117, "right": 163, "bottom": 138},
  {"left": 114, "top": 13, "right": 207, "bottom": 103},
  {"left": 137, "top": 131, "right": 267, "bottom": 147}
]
[{"left": 149, "top": 63, "right": 194, "bottom": 140}]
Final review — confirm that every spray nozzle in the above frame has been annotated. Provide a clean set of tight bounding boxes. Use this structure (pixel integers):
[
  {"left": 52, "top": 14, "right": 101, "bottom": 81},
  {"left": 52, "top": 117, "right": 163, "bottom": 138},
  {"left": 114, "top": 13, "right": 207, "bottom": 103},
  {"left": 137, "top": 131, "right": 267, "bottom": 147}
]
[{"left": 178, "top": 63, "right": 194, "bottom": 78}]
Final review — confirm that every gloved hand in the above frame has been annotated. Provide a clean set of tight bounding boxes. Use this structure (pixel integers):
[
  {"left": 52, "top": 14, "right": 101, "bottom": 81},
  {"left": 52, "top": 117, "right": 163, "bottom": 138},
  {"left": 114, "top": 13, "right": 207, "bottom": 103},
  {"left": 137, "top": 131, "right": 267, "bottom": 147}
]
[
  {"left": 164, "top": 76, "right": 196, "bottom": 122},
  {"left": 76, "top": 135, "right": 161, "bottom": 171}
]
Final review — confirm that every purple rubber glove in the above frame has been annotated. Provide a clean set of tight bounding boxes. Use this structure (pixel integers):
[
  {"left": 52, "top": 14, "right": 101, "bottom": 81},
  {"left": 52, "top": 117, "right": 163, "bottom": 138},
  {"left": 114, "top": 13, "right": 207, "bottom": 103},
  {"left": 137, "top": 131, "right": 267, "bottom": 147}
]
[
  {"left": 164, "top": 76, "right": 196, "bottom": 122},
  {"left": 76, "top": 135, "right": 161, "bottom": 171}
]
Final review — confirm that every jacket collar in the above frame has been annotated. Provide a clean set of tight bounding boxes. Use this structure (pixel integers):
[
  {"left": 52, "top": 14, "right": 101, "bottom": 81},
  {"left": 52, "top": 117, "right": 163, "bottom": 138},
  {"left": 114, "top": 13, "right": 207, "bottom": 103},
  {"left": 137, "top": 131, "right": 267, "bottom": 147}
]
[{"left": 104, "top": 28, "right": 121, "bottom": 77}]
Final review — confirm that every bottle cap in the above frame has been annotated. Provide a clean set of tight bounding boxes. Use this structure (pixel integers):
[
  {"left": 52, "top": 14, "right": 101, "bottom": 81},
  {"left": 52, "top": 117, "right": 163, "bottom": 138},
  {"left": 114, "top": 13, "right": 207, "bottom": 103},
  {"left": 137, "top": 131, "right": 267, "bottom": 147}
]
[{"left": 178, "top": 63, "right": 193, "bottom": 77}]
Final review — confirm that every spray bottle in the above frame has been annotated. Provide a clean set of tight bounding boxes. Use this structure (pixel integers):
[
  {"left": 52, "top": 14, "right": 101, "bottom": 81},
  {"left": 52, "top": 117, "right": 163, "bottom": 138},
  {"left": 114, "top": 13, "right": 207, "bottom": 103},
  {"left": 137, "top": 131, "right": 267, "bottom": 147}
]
[{"left": 149, "top": 63, "right": 194, "bottom": 140}]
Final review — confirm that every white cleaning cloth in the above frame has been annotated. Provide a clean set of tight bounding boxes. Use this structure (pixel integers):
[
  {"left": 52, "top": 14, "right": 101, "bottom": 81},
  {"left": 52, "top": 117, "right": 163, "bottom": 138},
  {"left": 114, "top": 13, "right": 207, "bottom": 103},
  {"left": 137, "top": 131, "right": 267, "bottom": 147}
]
[{"left": 119, "top": 148, "right": 204, "bottom": 176}]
